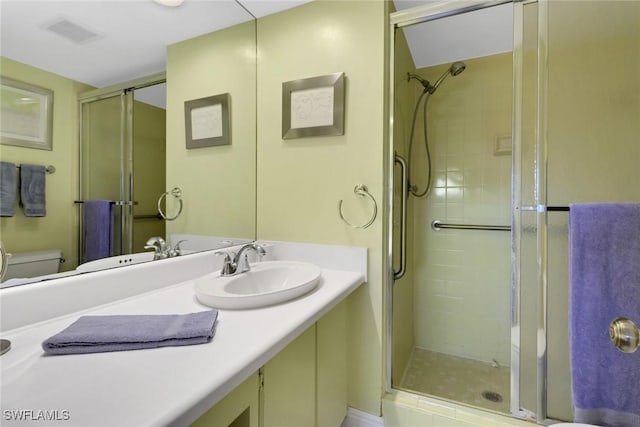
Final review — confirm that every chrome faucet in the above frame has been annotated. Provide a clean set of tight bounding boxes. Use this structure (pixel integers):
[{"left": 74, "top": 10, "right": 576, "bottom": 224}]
[
  {"left": 215, "top": 243, "right": 266, "bottom": 277},
  {"left": 144, "top": 237, "right": 186, "bottom": 260}
]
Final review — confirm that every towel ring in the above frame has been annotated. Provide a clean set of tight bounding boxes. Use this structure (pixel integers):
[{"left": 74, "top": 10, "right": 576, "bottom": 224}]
[
  {"left": 338, "top": 184, "right": 377, "bottom": 229},
  {"left": 0, "top": 241, "right": 8, "bottom": 283},
  {"left": 158, "top": 187, "right": 183, "bottom": 221}
]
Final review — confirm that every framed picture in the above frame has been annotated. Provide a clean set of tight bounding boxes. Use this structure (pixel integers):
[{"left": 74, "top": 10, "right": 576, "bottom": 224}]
[
  {"left": 282, "top": 72, "right": 345, "bottom": 139},
  {"left": 0, "top": 77, "right": 54, "bottom": 150},
  {"left": 184, "top": 93, "right": 230, "bottom": 149}
]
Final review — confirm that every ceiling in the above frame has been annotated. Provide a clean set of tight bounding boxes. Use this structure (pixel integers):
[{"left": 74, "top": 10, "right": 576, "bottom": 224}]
[
  {"left": 393, "top": 1, "right": 513, "bottom": 70},
  {"left": 1, "top": 1, "right": 513, "bottom": 108},
  {"left": 0, "top": 0, "right": 312, "bottom": 107}
]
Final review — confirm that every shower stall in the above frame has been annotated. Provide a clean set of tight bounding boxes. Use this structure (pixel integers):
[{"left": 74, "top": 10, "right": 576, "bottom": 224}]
[
  {"left": 387, "top": 0, "right": 640, "bottom": 424},
  {"left": 78, "top": 76, "right": 167, "bottom": 264}
]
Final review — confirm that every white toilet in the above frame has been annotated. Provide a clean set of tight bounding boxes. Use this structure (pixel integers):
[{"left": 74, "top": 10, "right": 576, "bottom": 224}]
[{"left": 3, "top": 249, "right": 63, "bottom": 281}]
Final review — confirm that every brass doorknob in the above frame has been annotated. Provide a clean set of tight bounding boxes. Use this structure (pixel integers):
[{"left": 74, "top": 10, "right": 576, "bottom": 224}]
[{"left": 609, "top": 317, "right": 640, "bottom": 353}]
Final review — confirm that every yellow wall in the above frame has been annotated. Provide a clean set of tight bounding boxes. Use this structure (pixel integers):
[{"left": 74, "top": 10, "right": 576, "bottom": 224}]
[
  {"left": 256, "top": 0, "right": 388, "bottom": 414},
  {"left": 132, "top": 101, "right": 166, "bottom": 252},
  {"left": 166, "top": 21, "right": 256, "bottom": 241},
  {"left": 0, "top": 57, "right": 92, "bottom": 270}
]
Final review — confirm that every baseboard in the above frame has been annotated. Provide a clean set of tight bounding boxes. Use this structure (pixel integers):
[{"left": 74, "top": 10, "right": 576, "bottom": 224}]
[{"left": 341, "top": 407, "right": 384, "bottom": 427}]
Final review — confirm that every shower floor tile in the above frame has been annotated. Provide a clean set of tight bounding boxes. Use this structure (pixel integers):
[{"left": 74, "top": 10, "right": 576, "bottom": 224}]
[{"left": 400, "top": 348, "right": 510, "bottom": 414}]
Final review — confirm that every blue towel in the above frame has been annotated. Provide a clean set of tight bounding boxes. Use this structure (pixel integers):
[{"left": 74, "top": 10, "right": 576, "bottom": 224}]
[
  {"left": 19, "top": 164, "right": 46, "bottom": 217},
  {"left": 42, "top": 311, "right": 219, "bottom": 355},
  {"left": 569, "top": 203, "right": 640, "bottom": 426},
  {"left": 83, "top": 200, "right": 113, "bottom": 262},
  {"left": 0, "top": 161, "right": 17, "bottom": 217}
]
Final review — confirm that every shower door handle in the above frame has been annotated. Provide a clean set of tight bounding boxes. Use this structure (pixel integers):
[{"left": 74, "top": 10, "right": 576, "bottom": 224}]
[
  {"left": 394, "top": 154, "right": 408, "bottom": 280},
  {"left": 610, "top": 317, "right": 640, "bottom": 353}
]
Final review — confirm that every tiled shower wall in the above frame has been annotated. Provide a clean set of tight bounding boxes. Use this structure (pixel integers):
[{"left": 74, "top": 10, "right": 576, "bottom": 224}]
[{"left": 411, "top": 53, "right": 513, "bottom": 365}]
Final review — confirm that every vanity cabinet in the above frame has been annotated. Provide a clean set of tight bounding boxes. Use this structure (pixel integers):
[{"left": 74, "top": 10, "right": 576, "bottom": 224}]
[
  {"left": 193, "top": 302, "right": 347, "bottom": 427},
  {"left": 262, "top": 324, "right": 317, "bottom": 427},
  {"left": 264, "top": 301, "right": 348, "bottom": 427},
  {"left": 191, "top": 371, "right": 260, "bottom": 427},
  {"left": 316, "top": 301, "right": 348, "bottom": 427}
]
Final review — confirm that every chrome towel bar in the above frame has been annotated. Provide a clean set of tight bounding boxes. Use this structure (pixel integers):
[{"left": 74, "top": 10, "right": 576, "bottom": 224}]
[
  {"left": 431, "top": 220, "right": 511, "bottom": 232},
  {"left": 16, "top": 164, "right": 55, "bottom": 174},
  {"left": 134, "top": 214, "right": 163, "bottom": 220},
  {"left": 74, "top": 200, "right": 138, "bottom": 206}
]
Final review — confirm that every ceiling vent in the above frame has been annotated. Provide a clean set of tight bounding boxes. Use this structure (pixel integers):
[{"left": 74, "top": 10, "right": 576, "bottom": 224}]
[{"left": 43, "top": 17, "right": 103, "bottom": 44}]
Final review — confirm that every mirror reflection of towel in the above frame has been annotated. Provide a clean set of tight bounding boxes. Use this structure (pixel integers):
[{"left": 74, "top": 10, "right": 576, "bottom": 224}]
[
  {"left": 19, "top": 164, "right": 46, "bottom": 217},
  {"left": 0, "top": 161, "right": 17, "bottom": 217},
  {"left": 83, "top": 200, "right": 113, "bottom": 262}
]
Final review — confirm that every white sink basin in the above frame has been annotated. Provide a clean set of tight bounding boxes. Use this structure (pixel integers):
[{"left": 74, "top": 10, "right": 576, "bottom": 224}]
[{"left": 194, "top": 261, "right": 321, "bottom": 309}]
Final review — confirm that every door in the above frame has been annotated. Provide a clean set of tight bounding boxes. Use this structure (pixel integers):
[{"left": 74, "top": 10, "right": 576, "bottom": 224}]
[{"left": 79, "top": 90, "right": 134, "bottom": 263}]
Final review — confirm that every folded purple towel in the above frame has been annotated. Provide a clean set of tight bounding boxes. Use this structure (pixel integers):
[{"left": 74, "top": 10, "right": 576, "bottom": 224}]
[
  {"left": 42, "top": 311, "right": 218, "bottom": 355},
  {"left": 569, "top": 203, "right": 640, "bottom": 426}
]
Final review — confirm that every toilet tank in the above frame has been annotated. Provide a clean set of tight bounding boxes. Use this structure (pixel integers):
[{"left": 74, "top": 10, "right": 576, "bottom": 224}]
[{"left": 4, "top": 250, "right": 63, "bottom": 280}]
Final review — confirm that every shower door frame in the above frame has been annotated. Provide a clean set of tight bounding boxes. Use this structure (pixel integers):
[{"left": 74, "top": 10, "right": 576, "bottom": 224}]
[{"left": 385, "top": 0, "right": 552, "bottom": 423}]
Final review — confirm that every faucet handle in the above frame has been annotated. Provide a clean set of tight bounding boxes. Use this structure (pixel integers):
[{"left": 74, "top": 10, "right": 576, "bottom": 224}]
[
  {"left": 214, "top": 251, "right": 235, "bottom": 276},
  {"left": 169, "top": 240, "right": 187, "bottom": 257},
  {"left": 145, "top": 236, "right": 165, "bottom": 245}
]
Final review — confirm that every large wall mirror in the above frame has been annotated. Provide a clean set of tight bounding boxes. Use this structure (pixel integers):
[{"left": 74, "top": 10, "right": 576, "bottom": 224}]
[{"left": 0, "top": 1, "right": 258, "bottom": 286}]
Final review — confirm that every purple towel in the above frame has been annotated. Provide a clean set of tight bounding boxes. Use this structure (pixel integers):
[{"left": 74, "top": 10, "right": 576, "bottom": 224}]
[
  {"left": 569, "top": 203, "right": 640, "bottom": 426},
  {"left": 83, "top": 200, "right": 113, "bottom": 262},
  {"left": 42, "top": 311, "right": 218, "bottom": 355}
]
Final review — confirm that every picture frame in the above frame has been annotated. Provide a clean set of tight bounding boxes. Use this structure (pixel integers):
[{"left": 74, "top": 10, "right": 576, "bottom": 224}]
[
  {"left": 0, "top": 77, "right": 54, "bottom": 151},
  {"left": 282, "top": 72, "right": 345, "bottom": 139},
  {"left": 184, "top": 93, "right": 230, "bottom": 149}
]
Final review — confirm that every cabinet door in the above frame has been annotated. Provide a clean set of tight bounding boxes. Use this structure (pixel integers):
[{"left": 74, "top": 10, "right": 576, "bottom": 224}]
[
  {"left": 262, "top": 325, "right": 316, "bottom": 427},
  {"left": 317, "top": 302, "right": 347, "bottom": 427},
  {"left": 191, "top": 371, "right": 260, "bottom": 427}
]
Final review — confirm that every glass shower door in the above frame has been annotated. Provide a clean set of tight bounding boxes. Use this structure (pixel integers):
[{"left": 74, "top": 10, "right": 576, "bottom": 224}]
[
  {"left": 79, "top": 90, "right": 134, "bottom": 263},
  {"left": 389, "top": 1, "right": 515, "bottom": 415},
  {"left": 542, "top": 0, "right": 640, "bottom": 421}
]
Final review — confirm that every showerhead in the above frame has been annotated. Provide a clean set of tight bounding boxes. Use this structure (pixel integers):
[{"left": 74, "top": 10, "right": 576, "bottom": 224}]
[
  {"left": 428, "top": 61, "right": 467, "bottom": 94},
  {"left": 408, "top": 61, "right": 466, "bottom": 94},
  {"left": 450, "top": 61, "right": 466, "bottom": 76}
]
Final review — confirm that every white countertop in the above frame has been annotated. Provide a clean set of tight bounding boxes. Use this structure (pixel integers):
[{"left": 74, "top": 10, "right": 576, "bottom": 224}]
[{"left": 0, "top": 242, "right": 366, "bottom": 427}]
